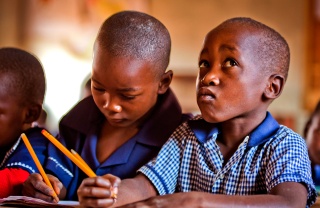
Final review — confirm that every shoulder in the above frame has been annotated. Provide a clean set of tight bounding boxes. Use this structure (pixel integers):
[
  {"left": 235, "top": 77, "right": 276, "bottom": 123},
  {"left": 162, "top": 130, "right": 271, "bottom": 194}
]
[
  {"left": 170, "top": 115, "right": 203, "bottom": 143},
  {"left": 59, "top": 96, "right": 102, "bottom": 134},
  {"left": 60, "top": 96, "right": 97, "bottom": 123},
  {"left": 267, "top": 125, "right": 306, "bottom": 149}
]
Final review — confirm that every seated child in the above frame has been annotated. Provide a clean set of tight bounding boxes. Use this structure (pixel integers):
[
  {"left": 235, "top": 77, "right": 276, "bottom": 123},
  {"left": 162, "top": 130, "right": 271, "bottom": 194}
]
[
  {"left": 77, "top": 17, "right": 317, "bottom": 207},
  {"left": 0, "top": 47, "right": 60, "bottom": 199},
  {"left": 304, "top": 100, "right": 320, "bottom": 186},
  {"left": 22, "top": 10, "right": 192, "bottom": 201}
]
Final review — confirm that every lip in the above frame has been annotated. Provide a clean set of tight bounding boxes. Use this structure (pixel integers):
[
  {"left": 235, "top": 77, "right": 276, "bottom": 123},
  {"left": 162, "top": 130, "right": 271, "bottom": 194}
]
[
  {"left": 108, "top": 118, "right": 125, "bottom": 123},
  {"left": 197, "top": 87, "right": 216, "bottom": 101}
]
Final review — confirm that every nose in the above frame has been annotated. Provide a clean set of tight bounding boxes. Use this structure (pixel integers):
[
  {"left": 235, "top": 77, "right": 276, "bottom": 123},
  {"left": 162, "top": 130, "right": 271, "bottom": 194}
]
[
  {"left": 200, "top": 67, "right": 220, "bottom": 86},
  {"left": 102, "top": 94, "right": 122, "bottom": 113}
]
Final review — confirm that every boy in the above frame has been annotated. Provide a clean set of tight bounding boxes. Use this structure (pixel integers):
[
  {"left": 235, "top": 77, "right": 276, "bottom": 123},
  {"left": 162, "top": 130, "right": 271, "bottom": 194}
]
[
  {"left": 77, "top": 17, "right": 317, "bottom": 207},
  {"left": 0, "top": 47, "right": 61, "bottom": 200},
  {"left": 22, "top": 10, "right": 192, "bottom": 201},
  {"left": 304, "top": 100, "right": 320, "bottom": 186}
]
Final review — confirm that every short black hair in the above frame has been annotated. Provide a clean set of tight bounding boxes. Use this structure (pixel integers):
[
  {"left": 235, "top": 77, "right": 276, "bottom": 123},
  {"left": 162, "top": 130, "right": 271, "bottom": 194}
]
[
  {"left": 95, "top": 10, "right": 171, "bottom": 77},
  {"left": 0, "top": 47, "right": 46, "bottom": 105},
  {"left": 218, "top": 17, "right": 290, "bottom": 80}
]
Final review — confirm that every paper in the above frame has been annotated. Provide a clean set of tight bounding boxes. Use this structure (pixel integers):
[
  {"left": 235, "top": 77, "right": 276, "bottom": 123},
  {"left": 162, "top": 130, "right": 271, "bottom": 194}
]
[{"left": 0, "top": 196, "right": 79, "bottom": 207}]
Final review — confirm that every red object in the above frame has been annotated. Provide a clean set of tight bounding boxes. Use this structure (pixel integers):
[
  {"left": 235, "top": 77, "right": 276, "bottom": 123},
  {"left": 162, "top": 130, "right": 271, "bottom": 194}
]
[{"left": 0, "top": 168, "right": 30, "bottom": 198}]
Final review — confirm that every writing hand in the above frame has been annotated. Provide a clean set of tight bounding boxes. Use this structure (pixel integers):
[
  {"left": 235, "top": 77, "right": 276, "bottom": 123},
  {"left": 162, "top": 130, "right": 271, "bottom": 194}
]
[
  {"left": 78, "top": 174, "right": 121, "bottom": 208},
  {"left": 22, "top": 173, "right": 63, "bottom": 203}
]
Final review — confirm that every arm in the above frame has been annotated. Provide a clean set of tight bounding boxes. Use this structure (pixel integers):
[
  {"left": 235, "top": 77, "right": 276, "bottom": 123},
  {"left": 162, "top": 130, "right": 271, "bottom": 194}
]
[
  {"left": 77, "top": 174, "right": 157, "bottom": 208},
  {"left": 22, "top": 173, "right": 66, "bottom": 203},
  {"left": 118, "top": 182, "right": 307, "bottom": 208},
  {"left": 0, "top": 168, "right": 30, "bottom": 198}
]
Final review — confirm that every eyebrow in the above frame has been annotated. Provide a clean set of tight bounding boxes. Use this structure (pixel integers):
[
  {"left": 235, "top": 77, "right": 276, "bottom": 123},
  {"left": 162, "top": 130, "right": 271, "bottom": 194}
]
[
  {"left": 219, "top": 44, "right": 238, "bottom": 53},
  {"left": 200, "top": 44, "right": 238, "bottom": 56},
  {"left": 91, "top": 77, "right": 142, "bottom": 92}
]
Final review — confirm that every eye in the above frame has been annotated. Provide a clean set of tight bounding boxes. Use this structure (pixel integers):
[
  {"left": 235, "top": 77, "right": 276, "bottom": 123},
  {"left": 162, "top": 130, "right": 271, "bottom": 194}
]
[
  {"left": 92, "top": 86, "right": 105, "bottom": 92},
  {"left": 223, "top": 58, "right": 238, "bottom": 68},
  {"left": 121, "top": 94, "right": 136, "bottom": 100},
  {"left": 199, "top": 60, "right": 209, "bottom": 68}
]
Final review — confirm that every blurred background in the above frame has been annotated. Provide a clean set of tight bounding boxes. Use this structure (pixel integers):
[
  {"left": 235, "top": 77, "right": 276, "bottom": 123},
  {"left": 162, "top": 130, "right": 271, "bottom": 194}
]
[{"left": 0, "top": 0, "right": 319, "bottom": 135}]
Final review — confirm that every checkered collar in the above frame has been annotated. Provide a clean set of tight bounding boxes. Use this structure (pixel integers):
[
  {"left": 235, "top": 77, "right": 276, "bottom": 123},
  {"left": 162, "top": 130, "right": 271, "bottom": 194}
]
[{"left": 188, "top": 112, "right": 279, "bottom": 147}]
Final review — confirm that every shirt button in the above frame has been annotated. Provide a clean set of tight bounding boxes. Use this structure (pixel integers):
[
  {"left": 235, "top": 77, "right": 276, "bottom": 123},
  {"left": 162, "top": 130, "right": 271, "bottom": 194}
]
[{"left": 219, "top": 174, "right": 224, "bottom": 179}]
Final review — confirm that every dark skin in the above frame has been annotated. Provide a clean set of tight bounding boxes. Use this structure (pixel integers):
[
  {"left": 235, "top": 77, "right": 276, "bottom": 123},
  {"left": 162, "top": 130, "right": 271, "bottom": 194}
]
[
  {"left": 306, "top": 113, "right": 320, "bottom": 165},
  {"left": 22, "top": 43, "right": 173, "bottom": 202},
  {"left": 0, "top": 77, "right": 41, "bottom": 153},
  {"left": 92, "top": 44, "right": 173, "bottom": 164},
  {"left": 22, "top": 173, "right": 64, "bottom": 203},
  {"left": 0, "top": 76, "right": 58, "bottom": 199},
  {"left": 77, "top": 23, "right": 308, "bottom": 207}
]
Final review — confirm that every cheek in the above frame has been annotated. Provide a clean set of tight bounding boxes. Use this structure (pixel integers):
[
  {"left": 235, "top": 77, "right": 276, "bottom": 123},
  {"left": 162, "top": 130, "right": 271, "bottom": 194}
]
[{"left": 92, "top": 93, "right": 105, "bottom": 107}]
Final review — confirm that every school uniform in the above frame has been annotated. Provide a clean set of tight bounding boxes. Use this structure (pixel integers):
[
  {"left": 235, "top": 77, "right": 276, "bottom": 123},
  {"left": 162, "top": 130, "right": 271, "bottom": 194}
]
[
  {"left": 0, "top": 127, "right": 49, "bottom": 197},
  {"left": 46, "top": 88, "right": 192, "bottom": 200},
  {"left": 138, "top": 112, "right": 317, "bottom": 208}
]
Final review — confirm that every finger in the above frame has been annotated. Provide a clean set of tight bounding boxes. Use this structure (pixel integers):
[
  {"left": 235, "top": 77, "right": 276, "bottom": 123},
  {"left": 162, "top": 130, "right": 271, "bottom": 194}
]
[
  {"left": 78, "top": 186, "right": 112, "bottom": 198},
  {"left": 79, "top": 197, "right": 115, "bottom": 208},
  {"left": 30, "top": 173, "right": 43, "bottom": 182},
  {"left": 32, "top": 177, "right": 57, "bottom": 197},
  {"left": 103, "top": 174, "right": 121, "bottom": 188},
  {"left": 49, "top": 178, "right": 62, "bottom": 195},
  {"left": 33, "top": 191, "right": 57, "bottom": 203},
  {"left": 80, "top": 176, "right": 113, "bottom": 188}
]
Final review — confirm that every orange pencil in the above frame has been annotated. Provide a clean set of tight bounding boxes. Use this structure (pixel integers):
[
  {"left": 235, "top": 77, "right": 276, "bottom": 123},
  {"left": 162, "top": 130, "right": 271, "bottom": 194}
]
[
  {"left": 21, "top": 133, "right": 58, "bottom": 199},
  {"left": 41, "top": 130, "right": 96, "bottom": 177},
  {"left": 71, "top": 149, "right": 92, "bottom": 171}
]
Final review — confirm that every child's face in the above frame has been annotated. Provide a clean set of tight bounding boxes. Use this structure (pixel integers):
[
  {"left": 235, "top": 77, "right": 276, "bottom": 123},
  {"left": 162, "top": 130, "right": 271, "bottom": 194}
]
[
  {"left": 0, "top": 78, "right": 26, "bottom": 149},
  {"left": 91, "top": 45, "right": 160, "bottom": 128},
  {"left": 196, "top": 25, "right": 268, "bottom": 123},
  {"left": 306, "top": 114, "right": 320, "bottom": 164}
]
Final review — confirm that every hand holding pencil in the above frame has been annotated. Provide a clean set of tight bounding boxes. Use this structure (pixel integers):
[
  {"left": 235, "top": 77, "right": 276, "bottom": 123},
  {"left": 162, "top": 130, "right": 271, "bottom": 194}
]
[
  {"left": 21, "top": 133, "right": 60, "bottom": 203},
  {"left": 22, "top": 172, "right": 65, "bottom": 203}
]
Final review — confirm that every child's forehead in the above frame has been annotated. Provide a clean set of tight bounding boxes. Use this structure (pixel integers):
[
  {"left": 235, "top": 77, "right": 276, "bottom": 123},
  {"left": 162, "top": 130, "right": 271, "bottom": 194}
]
[{"left": 203, "top": 25, "right": 261, "bottom": 52}]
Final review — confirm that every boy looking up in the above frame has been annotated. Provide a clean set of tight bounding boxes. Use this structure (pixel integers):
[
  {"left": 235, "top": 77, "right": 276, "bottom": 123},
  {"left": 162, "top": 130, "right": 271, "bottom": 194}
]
[
  {"left": 78, "top": 17, "right": 316, "bottom": 207},
  {"left": 22, "top": 10, "right": 192, "bottom": 201},
  {"left": 0, "top": 47, "right": 60, "bottom": 199}
]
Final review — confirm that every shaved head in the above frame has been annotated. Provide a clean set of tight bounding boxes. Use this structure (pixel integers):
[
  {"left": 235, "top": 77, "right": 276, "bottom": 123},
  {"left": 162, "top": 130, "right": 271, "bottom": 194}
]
[
  {"left": 95, "top": 10, "right": 171, "bottom": 77},
  {"left": 217, "top": 17, "right": 290, "bottom": 80},
  {"left": 0, "top": 47, "right": 46, "bottom": 105}
]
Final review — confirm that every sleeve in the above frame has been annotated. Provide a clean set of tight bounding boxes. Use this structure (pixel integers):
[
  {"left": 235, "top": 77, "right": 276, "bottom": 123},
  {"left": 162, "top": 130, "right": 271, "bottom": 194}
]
[
  {"left": 4, "top": 129, "right": 48, "bottom": 174},
  {"left": 0, "top": 168, "right": 29, "bottom": 198},
  {"left": 138, "top": 123, "right": 189, "bottom": 195},
  {"left": 44, "top": 136, "right": 75, "bottom": 186},
  {"left": 266, "top": 129, "right": 317, "bottom": 207}
]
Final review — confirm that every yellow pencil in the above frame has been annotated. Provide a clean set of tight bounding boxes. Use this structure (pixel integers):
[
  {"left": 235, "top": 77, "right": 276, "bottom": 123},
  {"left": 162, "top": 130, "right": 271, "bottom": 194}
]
[
  {"left": 21, "top": 133, "right": 57, "bottom": 198},
  {"left": 71, "top": 149, "right": 92, "bottom": 171},
  {"left": 41, "top": 130, "right": 96, "bottom": 177}
]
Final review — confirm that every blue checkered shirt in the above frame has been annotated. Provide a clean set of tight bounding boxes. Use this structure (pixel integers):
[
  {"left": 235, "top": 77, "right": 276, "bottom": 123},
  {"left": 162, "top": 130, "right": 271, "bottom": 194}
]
[{"left": 138, "top": 112, "right": 317, "bottom": 207}]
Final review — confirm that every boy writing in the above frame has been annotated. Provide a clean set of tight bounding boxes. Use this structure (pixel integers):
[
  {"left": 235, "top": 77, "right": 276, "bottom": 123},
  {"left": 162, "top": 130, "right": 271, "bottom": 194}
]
[
  {"left": 0, "top": 47, "right": 61, "bottom": 200},
  {"left": 22, "top": 10, "right": 192, "bottom": 201},
  {"left": 77, "top": 17, "right": 316, "bottom": 207}
]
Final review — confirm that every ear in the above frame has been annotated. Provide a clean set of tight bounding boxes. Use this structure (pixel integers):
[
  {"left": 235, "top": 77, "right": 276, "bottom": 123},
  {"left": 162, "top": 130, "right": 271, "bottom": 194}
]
[
  {"left": 24, "top": 103, "right": 42, "bottom": 124},
  {"left": 158, "top": 70, "right": 173, "bottom": 94},
  {"left": 263, "top": 74, "right": 285, "bottom": 99}
]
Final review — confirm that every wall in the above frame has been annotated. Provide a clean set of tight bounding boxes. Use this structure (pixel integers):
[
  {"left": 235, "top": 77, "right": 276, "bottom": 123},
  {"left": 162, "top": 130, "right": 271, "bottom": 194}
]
[
  {"left": 150, "top": 0, "right": 309, "bottom": 134},
  {"left": 0, "top": 0, "right": 311, "bottom": 134}
]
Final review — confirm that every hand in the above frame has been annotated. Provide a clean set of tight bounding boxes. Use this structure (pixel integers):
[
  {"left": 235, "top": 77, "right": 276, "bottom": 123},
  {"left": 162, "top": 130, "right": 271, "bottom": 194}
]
[
  {"left": 78, "top": 174, "right": 121, "bottom": 208},
  {"left": 22, "top": 173, "right": 64, "bottom": 203}
]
